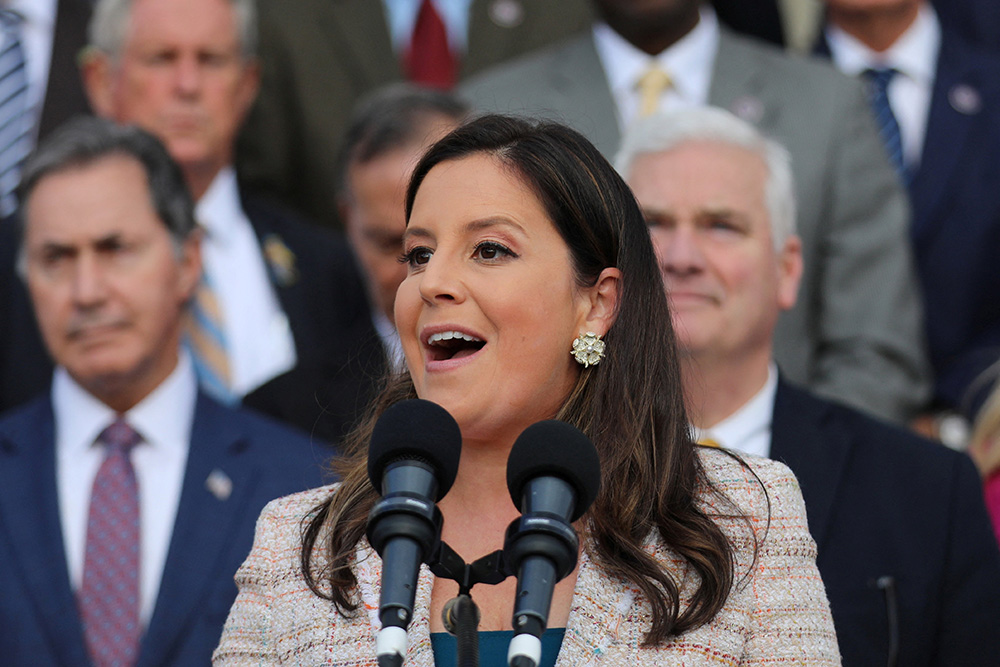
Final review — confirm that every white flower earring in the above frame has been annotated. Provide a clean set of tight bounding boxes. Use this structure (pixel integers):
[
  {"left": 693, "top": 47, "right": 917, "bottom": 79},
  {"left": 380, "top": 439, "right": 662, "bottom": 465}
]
[{"left": 571, "top": 332, "right": 606, "bottom": 368}]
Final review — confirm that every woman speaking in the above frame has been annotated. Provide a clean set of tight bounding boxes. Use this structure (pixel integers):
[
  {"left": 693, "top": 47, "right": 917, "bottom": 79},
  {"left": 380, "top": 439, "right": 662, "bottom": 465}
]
[{"left": 214, "top": 115, "right": 840, "bottom": 665}]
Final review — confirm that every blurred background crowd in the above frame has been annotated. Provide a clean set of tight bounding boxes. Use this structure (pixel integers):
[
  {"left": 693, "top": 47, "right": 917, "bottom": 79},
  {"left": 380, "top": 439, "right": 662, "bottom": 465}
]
[{"left": 2, "top": 0, "right": 1000, "bottom": 665}]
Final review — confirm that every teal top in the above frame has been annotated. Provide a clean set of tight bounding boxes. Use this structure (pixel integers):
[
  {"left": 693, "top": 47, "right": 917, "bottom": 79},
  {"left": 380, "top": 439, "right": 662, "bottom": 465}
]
[{"left": 430, "top": 629, "right": 565, "bottom": 667}]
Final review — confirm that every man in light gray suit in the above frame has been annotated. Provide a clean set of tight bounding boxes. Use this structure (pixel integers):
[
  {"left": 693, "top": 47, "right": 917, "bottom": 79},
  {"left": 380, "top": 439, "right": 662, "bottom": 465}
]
[{"left": 462, "top": 0, "right": 930, "bottom": 424}]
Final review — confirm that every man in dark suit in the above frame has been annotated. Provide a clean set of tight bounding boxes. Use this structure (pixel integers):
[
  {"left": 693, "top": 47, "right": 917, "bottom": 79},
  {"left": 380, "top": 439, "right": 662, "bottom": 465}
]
[
  {"left": 0, "top": 116, "right": 324, "bottom": 666},
  {"left": 461, "top": 0, "right": 929, "bottom": 426},
  {"left": 618, "top": 107, "right": 1000, "bottom": 666},
  {"left": 236, "top": 0, "right": 596, "bottom": 230},
  {"left": 0, "top": 0, "right": 381, "bottom": 442},
  {"left": 818, "top": 0, "right": 1000, "bottom": 443}
]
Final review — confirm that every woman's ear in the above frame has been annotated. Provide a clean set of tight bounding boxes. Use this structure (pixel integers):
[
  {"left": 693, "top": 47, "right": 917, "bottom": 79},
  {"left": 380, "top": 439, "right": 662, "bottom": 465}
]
[{"left": 579, "top": 267, "right": 621, "bottom": 336}]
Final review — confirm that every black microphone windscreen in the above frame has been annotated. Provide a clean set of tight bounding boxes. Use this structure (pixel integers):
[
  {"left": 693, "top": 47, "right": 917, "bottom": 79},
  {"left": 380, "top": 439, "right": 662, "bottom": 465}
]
[
  {"left": 368, "top": 399, "right": 463, "bottom": 499},
  {"left": 506, "top": 420, "right": 601, "bottom": 521}
]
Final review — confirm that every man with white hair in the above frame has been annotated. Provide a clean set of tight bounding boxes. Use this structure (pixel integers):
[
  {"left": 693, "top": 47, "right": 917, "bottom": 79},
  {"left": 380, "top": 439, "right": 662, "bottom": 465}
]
[
  {"left": 618, "top": 107, "right": 1000, "bottom": 666},
  {"left": 0, "top": 0, "right": 381, "bottom": 442}
]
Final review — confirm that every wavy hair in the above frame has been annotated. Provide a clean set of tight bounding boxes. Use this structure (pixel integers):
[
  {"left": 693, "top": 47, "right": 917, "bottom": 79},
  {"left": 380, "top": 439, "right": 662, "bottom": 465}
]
[{"left": 302, "top": 114, "right": 745, "bottom": 644}]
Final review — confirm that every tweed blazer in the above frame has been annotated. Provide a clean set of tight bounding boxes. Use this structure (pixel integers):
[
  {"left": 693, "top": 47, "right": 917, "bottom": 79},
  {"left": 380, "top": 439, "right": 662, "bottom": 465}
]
[{"left": 214, "top": 449, "right": 840, "bottom": 665}]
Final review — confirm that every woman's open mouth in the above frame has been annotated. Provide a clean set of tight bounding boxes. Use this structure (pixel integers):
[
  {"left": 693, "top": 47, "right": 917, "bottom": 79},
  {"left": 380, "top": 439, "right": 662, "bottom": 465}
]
[{"left": 426, "top": 330, "right": 486, "bottom": 362}]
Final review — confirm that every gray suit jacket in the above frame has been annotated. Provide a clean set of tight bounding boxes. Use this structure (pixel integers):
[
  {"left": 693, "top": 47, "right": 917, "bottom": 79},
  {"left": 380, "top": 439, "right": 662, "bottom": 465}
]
[
  {"left": 461, "top": 28, "right": 930, "bottom": 423},
  {"left": 236, "top": 0, "right": 594, "bottom": 230}
]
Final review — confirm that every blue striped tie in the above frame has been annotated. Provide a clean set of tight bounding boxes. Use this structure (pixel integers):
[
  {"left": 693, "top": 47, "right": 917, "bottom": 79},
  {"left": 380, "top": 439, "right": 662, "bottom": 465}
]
[
  {"left": 862, "top": 68, "right": 907, "bottom": 182},
  {"left": 0, "top": 11, "right": 29, "bottom": 217},
  {"left": 185, "top": 270, "right": 237, "bottom": 404}
]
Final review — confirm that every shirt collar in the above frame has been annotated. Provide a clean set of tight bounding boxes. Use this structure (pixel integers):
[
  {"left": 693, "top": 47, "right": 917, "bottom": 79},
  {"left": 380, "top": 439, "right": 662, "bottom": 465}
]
[
  {"left": 825, "top": 3, "right": 940, "bottom": 85},
  {"left": 593, "top": 5, "right": 719, "bottom": 106},
  {"left": 53, "top": 351, "right": 198, "bottom": 457},
  {"left": 692, "top": 362, "right": 777, "bottom": 451},
  {"left": 7, "top": 0, "right": 56, "bottom": 28},
  {"left": 194, "top": 166, "right": 243, "bottom": 246}
]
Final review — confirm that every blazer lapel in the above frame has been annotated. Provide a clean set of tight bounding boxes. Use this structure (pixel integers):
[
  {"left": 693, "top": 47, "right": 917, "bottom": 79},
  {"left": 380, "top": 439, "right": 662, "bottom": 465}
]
[
  {"left": 769, "top": 380, "right": 852, "bottom": 550},
  {"left": 138, "top": 395, "right": 261, "bottom": 667},
  {"left": 322, "top": 0, "right": 402, "bottom": 84},
  {"left": 549, "top": 34, "right": 622, "bottom": 158},
  {"left": 909, "top": 34, "right": 981, "bottom": 239},
  {"left": 0, "top": 399, "right": 91, "bottom": 666},
  {"left": 708, "top": 30, "right": 780, "bottom": 130},
  {"left": 38, "top": 0, "right": 93, "bottom": 140}
]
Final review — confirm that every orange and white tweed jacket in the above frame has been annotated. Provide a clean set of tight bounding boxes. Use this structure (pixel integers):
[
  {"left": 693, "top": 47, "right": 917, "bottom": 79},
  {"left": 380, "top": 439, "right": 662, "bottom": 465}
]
[{"left": 214, "top": 449, "right": 841, "bottom": 665}]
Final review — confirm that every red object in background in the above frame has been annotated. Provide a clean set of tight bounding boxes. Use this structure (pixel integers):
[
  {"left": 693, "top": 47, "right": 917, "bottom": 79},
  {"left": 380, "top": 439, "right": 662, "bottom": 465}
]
[{"left": 406, "top": 0, "right": 457, "bottom": 89}]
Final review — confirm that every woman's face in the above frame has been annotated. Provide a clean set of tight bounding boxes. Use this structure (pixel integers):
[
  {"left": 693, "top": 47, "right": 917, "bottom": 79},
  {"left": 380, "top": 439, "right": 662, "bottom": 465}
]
[{"left": 395, "top": 154, "right": 595, "bottom": 445}]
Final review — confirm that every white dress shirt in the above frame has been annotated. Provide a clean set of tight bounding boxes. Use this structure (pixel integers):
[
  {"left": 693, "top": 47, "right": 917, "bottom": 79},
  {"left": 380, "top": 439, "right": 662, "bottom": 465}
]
[
  {"left": 55, "top": 352, "right": 196, "bottom": 626},
  {"left": 825, "top": 4, "right": 941, "bottom": 170},
  {"left": 373, "top": 308, "right": 405, "bottom": 372},
  {"left": 382, "top": 0, "right": 473, "bottom": 54},
  {"left": 196, "top": 167, "right": 296, "bottom": 397},
  {"left": 692, "top": 363, "right": 778, "bottom": 459},
  {"left": 593, "top": 4, "right": 719, "bottom": 131},
  {"left": 6, "top": 0, "right": 56, "bottom": 144}
]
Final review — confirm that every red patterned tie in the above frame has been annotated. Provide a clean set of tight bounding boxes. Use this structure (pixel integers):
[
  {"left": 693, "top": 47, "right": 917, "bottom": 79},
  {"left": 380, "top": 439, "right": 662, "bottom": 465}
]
[
  {"left": 406, "top": 0, "right": 457, "bottom": 89},
  {"left": 79, "top": 419, "right": 143, "bottom": 667}
]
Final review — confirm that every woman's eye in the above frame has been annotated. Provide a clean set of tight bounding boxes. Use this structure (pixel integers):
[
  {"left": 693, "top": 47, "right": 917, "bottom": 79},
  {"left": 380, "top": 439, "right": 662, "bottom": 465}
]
[
  {"left": 399, "top": 246, "right": 433, "bottom": 266},
  {"left": 473, "top": 241, "right": 516, "bottom": 261}
]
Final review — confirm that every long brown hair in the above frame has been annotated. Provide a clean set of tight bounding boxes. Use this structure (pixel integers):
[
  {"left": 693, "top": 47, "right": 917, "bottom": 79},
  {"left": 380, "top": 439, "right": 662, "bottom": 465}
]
[{"left": 302, "top": 115, "right": 744, "bottom": 644}]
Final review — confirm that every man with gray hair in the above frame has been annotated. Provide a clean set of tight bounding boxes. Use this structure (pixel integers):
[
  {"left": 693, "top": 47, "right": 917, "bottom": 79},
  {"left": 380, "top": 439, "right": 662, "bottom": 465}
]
[
  {"left": 0, "top": 0, "right": 380, "bottom": 442},
  {"left": 618, "top": 107, "right": 1000, "bottom": 666},
  {"left": 0, "top": 116, "right": 323, "bottom": 666}
]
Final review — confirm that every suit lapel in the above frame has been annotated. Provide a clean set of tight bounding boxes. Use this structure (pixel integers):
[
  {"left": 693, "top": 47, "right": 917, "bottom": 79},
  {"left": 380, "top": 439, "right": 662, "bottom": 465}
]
[
  {"left": 909, "top": 34, "right": 981, "bottom": 239},
  {"left": 769, "top": 380, "right": 853, "bottom": 550},
  {"left": 0, "top": 399, "right": 91, "bottom": 666},
  {"left": 38, "top": 0, "right": 93, "bottom": 140},
  {"left": 138, "top": 395, "right": 260, "bottom": 667},
  {"left": 708, "top": 30, "right": 780, "bottom": 130},
  {"left": 548, "top": 34, "right": 622, "bottom": 158},
  {"left": 322, "top": 0, "right": 402, "bottom": 84}
]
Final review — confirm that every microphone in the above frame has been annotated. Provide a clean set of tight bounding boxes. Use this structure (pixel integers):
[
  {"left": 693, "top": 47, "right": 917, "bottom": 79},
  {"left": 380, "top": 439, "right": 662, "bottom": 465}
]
[
  {"left": 366, "top": 399, "right": 462, "bottom": 667},
  {"left": 503, "top": 421, "right": 601, "bottom": 667}
]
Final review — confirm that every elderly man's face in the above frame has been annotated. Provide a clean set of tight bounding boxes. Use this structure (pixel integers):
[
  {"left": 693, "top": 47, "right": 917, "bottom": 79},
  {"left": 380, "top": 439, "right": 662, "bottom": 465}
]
[
  {"left": 23, "top": 155, "right": 200, "bottom": 412},
  {"left": 85, "top": 0, "right": 258, "bottom": 187},
  {"left": 626, "top": 140, "right": 801, "bottom": 363}
]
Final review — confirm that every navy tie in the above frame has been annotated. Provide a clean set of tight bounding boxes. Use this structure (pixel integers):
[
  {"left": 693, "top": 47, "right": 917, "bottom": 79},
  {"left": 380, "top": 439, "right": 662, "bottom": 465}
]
[{"left": 862, "top": 67, "right": 907, "bottom": 182}]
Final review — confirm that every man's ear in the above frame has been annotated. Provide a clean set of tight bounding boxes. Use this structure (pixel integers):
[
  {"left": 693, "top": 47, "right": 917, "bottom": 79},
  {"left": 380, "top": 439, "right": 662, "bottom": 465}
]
[
  {"left": 579, "top": 267, "right": 622, "bottom": 337},
  {"left": 177, "top": 228, "right": 204, "bottom": 304},
  {"left": 232, "top": 58, "right": 261, "bottom": 128},
  {"left": 777, "top": 234, "right": 803, "bottom": 311},
  {"left": 80, "top": 49, "right": 117, "bottom": 118}
]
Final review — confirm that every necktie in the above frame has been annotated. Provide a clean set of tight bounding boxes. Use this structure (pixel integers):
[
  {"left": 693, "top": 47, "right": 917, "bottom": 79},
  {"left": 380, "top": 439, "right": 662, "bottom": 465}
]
[
  {"left": 185, "top": 270, "right": 235, "bottom": 403},
  {"left": 80, "top": 419, "right": 143, "bottom": 667},
  {"left": 635, "top": 66, "right": 672, "bottom": 119},
  {"left": 406, "top": 0, "right": 456, "bottom": 90},
  {"left": 697, "top": 438, "right": 722, "bottom": 449},
  {"left": 862, "top": 68, "right": 907, "bottom": 181},
  {"left": 0, "top": 10, "right": 30, "bottom": 218}
]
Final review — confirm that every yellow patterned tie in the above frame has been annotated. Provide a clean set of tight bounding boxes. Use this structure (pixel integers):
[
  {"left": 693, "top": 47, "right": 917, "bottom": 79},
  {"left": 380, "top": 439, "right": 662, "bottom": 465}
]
[
  {"left": 636, "top": 66, "right": 672, "bottom": 118},
  {"left": 697, "top": 438, "right": 721, "bottom": 449},
  {"left": 185, "top": 271, "right": 234, "bottom": 402}
]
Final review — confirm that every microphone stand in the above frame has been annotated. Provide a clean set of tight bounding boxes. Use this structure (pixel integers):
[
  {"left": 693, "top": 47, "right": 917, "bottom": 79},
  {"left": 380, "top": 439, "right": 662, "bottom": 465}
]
[{"left": 428, "top": 542, "right": 511, "bottom": 667}]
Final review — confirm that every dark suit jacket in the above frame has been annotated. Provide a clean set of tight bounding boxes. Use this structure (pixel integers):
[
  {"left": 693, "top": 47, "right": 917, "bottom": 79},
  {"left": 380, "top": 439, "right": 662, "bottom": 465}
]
[
  {"left": 908, "top": 30, "right": 1000, "bottom": 415},
  {"left": 461, "top": 27, "right": 929, "bottom": 424},
  {"left": 816, "top": 28, "right": 1000, "bottom": 417},
  {"left": 0, "top": 194, "right": 383, "bottom": 444},
  {"left": 932, "top": 0, "right": 1000, "bottom": 52},
  {"left": 0, "top": 391, "right": 327, "bottom": 666},
  {"left": 236, "top": 0, "right": 595, "bottom": 229},
  {"left": 770, "top": 380, "right": 1000, "bottom": 667},
  {"left": 37, "top": 0, "right": 93, "bottom": 140}
]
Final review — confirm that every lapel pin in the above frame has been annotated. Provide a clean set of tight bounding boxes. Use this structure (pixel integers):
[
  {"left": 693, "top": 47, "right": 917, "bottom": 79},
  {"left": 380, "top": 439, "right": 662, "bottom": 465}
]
[
  {"left": 206, "top": 468, "right": 233, "bottom": 501},
  {"left": 949, "top": 84, "right": 981, "bottom": 115},
  {"left": 489, "top": 0, "right": 524, "bottom": 29},
  {"left": 729, "top": 96, "right": 765, "bottom": 124},
  {"left": 263, "top": 234, "right": 299, "bottom": 287}
]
